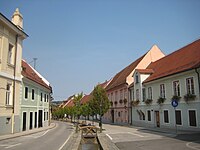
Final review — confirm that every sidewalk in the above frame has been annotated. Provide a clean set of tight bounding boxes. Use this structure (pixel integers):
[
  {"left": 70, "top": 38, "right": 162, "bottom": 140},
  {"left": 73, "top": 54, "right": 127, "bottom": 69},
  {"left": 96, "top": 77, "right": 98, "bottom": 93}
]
[{"left": 0, "top": 123, "right": 56, "bottom": 141}]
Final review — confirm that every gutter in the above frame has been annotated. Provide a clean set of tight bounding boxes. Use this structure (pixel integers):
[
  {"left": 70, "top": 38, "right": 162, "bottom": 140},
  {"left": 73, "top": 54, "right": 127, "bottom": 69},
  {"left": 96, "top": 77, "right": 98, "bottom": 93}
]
[
  {"left": 195, "top": 68, "right": 200, "bottom": 97},
  {"left": 12, "top": 34, "right": 18, "bottom": 134}
]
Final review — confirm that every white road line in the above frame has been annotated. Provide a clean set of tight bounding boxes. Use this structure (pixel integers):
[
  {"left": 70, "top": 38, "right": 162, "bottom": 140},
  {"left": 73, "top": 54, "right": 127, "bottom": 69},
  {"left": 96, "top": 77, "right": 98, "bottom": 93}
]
[
  {"left": 106, "top": 134, "right": 113, "bottom": 140},
  {"left": 34, "top": 130, "right": 50, "bottom": 138},
  {"left": 127, "top": 132, "right": 145, "bottom": 137},
  {"left": 5, "top": 143, "right": 21, "bottom": 149},
  {"left": 107, "top": 132, "right": 145, "bottom": 138},
  {"left": 186, "top": 142, "right": 200, "bottom": 150},
  {"left": 58, "top": 132, "right": 73, "bottom": 150}
]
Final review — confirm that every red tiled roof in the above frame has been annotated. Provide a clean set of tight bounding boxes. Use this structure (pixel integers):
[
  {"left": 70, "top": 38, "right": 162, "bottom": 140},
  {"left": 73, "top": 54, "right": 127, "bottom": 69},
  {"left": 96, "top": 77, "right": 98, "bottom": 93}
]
[
  {"left": 136, "top": 69, "right": 154, "bottom": 74},
  {"left": 80, "top": 95, "right": 91, "bottom": 105},
  {"left": 145, "top": 39, "right": 200, "bottom": 83},
  {"left": 22, "top": 60, "right": 51, "bottom": 90},
  {"left": 106, "top": 55, "right": 145, "bottom": 91},
  {"left": 65, "top": 99, "right": 74, "bottom": 107}
]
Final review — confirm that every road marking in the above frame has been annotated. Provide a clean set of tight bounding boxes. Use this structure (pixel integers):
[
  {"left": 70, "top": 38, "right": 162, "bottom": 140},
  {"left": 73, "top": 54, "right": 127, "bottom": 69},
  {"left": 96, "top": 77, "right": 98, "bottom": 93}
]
[
  {"left": 106, "top": 134, "right": 113, "bottom": 140},
  {"left": 107, "top": 132, "right": 145, "bottom": 138},
  {"left": 58, "top": 131, "right": 73, "bottom": 150},
  {"left": 186, "top": 142, "right": 200, "bottom": 150},
  {"left": 5, "top": 143, "right": 21, "bottom": 149},
  {"left": 34, "top": 130, "right": 50, "bottom": 138},
  {"left": 127, "top": 132, "right": 145, "bottom": 137}
]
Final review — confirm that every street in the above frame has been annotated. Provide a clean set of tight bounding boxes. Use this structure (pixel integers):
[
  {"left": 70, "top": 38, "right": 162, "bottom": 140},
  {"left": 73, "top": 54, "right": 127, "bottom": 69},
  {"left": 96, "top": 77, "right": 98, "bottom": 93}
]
[
  {"left": 102, "top": 123, "right": 200, "bottom": 150},
  {"left": 0, "top": 121, "right": 73, "bottom": 150}
]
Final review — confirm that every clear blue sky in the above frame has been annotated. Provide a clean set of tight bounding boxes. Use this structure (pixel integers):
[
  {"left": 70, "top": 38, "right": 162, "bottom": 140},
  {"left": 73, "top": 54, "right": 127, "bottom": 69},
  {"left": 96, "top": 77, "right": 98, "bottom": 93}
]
[{"left": 1, "top": 0, "right": 200, "bottom": 101}]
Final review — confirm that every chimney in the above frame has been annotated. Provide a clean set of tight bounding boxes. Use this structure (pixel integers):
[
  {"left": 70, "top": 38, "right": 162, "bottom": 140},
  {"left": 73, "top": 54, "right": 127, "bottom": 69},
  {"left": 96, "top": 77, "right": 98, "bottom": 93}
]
[{"left": 12, "top": 8, "right": 23, "bottom": 30}]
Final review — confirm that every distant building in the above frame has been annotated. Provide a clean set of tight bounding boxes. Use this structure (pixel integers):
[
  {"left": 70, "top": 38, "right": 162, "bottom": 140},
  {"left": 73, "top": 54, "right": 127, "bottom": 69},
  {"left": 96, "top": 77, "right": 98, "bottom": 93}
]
[
  {"left": 0, "top": 9, "right": 28, "bottom": 135},
  {"left": 131, "top": 39, "right": 200, "bottom": 131},
  {"left": 20, "top": 60, "right": 52, "bottom": 131},
  {"left": 103, "top": 45, "right": 165, "bottom": 124}
]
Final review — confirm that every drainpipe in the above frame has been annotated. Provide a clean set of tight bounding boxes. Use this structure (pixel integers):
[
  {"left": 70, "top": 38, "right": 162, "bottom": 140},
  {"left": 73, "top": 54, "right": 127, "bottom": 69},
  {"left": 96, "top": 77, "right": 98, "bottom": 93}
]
[
  {"left": 195, "top": 68, "right": 200, "bottom": 97},
  {"left": 12, "top": 34, "right": 18, "bottom": 134}
]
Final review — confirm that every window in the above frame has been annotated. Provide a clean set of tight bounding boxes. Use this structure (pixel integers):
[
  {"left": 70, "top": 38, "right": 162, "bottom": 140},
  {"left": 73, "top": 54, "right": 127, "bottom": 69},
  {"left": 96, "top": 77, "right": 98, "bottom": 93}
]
[
  {"left": 44, "top": 94, "right": 46, "bottom": 102},
  {"left": 135, "top": 73, "right": 139, "bottom": 83},
  {"left": 32, "top": 89, "right": 35, "bottom": 100},
  {"left": 47, "top": 94, "right": 49, "bottom": 102},
  {"left": 160, "top": 84, "right": 165, "bottom": 98},
  {"left": 164, "top": 110, "right": 169, "bottom": 123},
  {"left": 136, "top": 89, "right": 139, "bottom": 100},
  {"left": 147, "top": 110, "right": 151, "bottom": 121},
  {"left": 6, "top": 83, "right": 12, "bottom": 105},
  {"left": 175, "top": 110, "right": 182, "bottom": 125},
  {"left": 40, "top": 93, "right": 43, "bottom": 101},
  {"left": 25, "top": 87, "right": 28, "bottom": 99},
  {"left": 148, "top": 87, "right": 152, "bottom": 99},
  {"left": 7, "top": 44, "right": 14, "bottom": 64},
  {"left": 142, "top": 88, "right": 146, "bottom": 102},
  {"left": 189, "top": 110, "right": 197, "bottom": 127},
  {"left": 118, "top": 112, "right": 120, "bottom": 117},
  {"left": 173, "top": 81, "right": 180, "bottom": 96},
  {"left": 186, "top": 77, "right": 195, "bottom": 94}
]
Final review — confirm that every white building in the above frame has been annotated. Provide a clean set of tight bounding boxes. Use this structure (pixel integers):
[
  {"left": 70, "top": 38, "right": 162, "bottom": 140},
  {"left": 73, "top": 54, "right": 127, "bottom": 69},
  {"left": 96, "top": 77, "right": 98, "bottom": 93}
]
[{"left": 130, "top": 39, "right": 200, "bottom": 131}]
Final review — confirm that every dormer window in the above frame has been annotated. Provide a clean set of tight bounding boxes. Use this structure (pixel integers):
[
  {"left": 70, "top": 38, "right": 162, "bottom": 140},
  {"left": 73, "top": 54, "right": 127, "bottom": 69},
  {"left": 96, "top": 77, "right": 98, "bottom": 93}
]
[{"left": 135, "top": 73, "right": 139, "bottom": 84}]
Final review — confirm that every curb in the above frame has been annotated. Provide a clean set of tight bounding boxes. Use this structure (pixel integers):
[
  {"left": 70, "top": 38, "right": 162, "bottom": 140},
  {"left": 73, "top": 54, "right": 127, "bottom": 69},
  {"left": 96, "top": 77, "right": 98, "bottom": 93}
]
[
  {"left": 0, "top": 123, "right": 56, "bottom": 141},
  {"left": 98, "top": 132, "right": 119, "bottom": 150}
]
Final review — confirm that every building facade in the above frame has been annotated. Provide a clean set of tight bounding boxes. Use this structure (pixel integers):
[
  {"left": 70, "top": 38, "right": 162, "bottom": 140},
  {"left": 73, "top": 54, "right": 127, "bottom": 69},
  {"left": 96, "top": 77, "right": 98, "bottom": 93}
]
[
  {"left": 0, "top": 9, "right": 27, "bottom": 135},
  {"left": 103, "top": 45, "right": 165, "bottom": 124},
  {"left": 130, "top": 39, "right": 200, "bottom": 131},
  {"left": 20, "top": 60, "right": 52, "bottom": 132}
]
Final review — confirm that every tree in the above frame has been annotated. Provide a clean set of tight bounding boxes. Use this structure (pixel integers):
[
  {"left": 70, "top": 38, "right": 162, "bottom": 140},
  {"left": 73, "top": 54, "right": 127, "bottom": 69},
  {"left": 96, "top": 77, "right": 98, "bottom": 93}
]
[
  {"left": 89, "top": 85, "right": 110, "bottom": 132},
  {"left": 80, "top": 103, "right": 91, "bottom": 121},
  {"left": 73, "top": 92, "right": 83, "bottom": 132}
]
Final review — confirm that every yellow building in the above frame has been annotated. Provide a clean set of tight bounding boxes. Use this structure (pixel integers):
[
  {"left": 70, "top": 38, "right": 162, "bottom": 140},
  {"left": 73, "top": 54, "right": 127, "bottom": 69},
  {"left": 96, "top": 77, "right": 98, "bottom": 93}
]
[{"left": 0, "top": 9, "right": 28, "bottom": 135}]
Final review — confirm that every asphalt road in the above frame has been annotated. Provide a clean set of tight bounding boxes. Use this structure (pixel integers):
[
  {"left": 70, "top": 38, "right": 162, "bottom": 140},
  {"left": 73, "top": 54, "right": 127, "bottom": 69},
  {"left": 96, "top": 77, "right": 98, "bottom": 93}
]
[
  {"left": 102, "top": 123, "right": 200, "bottom": 150},
  {"left": 0, "top": 121, "right": 74, "bottom": 150}
]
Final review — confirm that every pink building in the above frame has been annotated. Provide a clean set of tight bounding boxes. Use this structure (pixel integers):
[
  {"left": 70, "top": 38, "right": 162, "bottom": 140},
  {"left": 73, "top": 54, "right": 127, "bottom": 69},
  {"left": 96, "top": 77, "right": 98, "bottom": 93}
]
[{"left": 103, "top": 45, "right": 165, "bottom": 124}]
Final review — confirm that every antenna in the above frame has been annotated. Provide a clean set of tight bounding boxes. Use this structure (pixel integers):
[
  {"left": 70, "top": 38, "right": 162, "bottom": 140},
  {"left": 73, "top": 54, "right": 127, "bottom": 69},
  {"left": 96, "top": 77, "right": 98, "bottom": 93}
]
[{"left": 33, "top": 58, "right": 37, "bottom": 69}]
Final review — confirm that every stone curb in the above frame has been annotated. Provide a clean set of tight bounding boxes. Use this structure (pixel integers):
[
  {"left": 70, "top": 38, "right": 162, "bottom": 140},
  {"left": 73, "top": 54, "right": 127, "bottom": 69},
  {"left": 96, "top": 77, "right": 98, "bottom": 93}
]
[
  {"left": 98, "top": 132, "right": 119, "bottom": 150},
  {"left": 61, "top": 131, "right": 81, "bottom": 150},
  {"left": 0, "top": 123, "right": 56, "bottom": 141}
]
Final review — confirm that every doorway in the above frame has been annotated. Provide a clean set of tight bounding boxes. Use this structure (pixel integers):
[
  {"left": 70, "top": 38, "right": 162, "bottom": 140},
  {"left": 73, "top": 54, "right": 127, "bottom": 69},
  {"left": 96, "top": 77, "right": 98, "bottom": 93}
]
[
  {"left": 30, "top": 112, "right": 33, "bottom": 130},
  {"left": 111, "top": 109, "right": 114, "bottom": 123},
  {"left": 35, "top": 112, "right": 37, "bottom": 128},
  {"left": 22, "top": 112, "right": 26, "bottom": 131},
  {"left": 155, "top": 111, "right": 160, "bottom": 127},
  {"left": 38, "top": 110, "right": 43, "bottom": 128}
]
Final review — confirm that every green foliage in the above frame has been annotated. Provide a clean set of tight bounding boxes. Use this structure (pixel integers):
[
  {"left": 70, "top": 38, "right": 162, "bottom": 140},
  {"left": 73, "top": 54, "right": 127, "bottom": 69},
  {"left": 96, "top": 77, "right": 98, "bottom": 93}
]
[
  {"left": 157, "top": 97, "right": 166, "bottom": 104},
  {"left": 184, "top": 93, "right": 196, "bottom": 102},
  {"left": 73, "top": 92, "right": 83, "bottom": 118},
  {"left": 89, "top": 85, "right": 110, "bottom": 116}
]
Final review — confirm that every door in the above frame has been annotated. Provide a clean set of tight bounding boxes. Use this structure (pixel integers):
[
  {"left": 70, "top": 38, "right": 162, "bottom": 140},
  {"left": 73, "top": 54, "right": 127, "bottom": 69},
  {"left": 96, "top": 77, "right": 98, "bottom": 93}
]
[
  {"left": 30, "top": 112, "right": 33, "bottom": 130},
  {"left": 35, "top": 112, "right": 37, "bottom": 128},
  {"left": 155, "top": 111, "right": 160, "bottom": 127},
  {"left": 38, "top": 110, "right": 43, "bottom": 128},
  {"left": 111, "top": 109, "right": 114, "bottom": 123},
  {"left": 22, "top": 112, "right": 26, "bottom": 131}
]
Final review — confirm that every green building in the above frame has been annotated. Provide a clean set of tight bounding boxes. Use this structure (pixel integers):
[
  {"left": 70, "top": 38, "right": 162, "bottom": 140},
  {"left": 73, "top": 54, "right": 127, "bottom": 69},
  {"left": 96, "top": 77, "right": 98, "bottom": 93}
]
[{"left": 20, "top": 60, "right": 52, "bottom": 131}]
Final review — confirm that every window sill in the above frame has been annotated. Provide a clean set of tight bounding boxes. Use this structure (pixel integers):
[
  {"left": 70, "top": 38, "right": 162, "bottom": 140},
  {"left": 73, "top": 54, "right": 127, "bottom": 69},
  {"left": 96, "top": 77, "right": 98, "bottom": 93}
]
[{"left": 5, "top": 105, "right": 13, "bottom": 108}]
